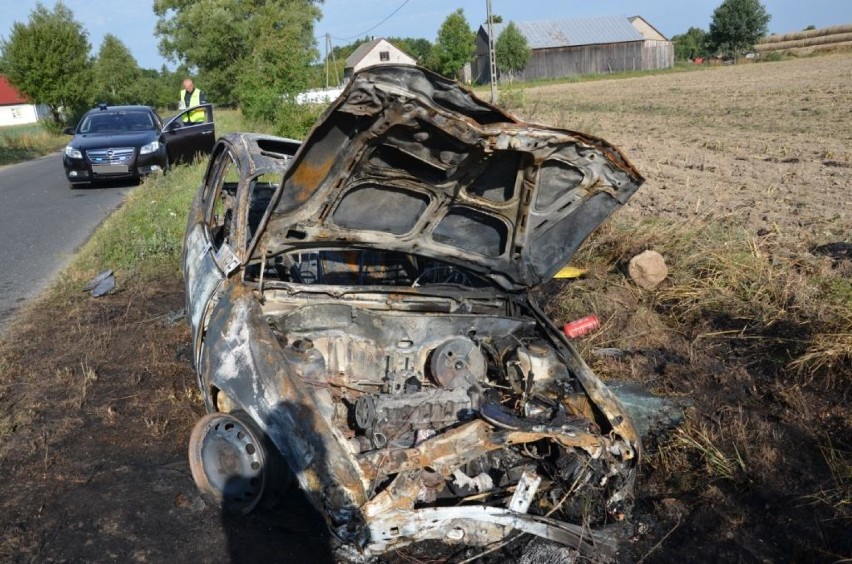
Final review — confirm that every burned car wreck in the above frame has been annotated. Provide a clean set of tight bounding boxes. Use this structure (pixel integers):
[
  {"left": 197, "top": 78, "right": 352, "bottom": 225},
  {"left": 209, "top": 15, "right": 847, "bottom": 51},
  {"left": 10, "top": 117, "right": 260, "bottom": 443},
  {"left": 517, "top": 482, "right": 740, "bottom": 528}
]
[{"left": 183, "top": 65, "right": 644, "bottom": 560}]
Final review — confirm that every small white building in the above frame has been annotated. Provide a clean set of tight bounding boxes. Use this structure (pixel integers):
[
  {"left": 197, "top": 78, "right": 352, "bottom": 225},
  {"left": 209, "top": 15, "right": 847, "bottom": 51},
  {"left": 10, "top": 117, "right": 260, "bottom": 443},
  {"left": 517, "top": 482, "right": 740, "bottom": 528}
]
[
  {"left": 0, "top": 76, "right": 49, "bottom": 127},
  {"left": 344, "top": 38, "right": 416, "bottom": 80}
]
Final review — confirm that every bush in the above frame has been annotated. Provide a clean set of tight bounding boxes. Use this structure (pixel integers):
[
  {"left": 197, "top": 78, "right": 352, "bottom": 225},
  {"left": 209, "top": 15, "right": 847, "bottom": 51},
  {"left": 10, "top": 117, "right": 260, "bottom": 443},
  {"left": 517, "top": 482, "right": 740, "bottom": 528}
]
[
  {"left": 273, "top": 100, "right": 328, "bottom": 140},
  {"left": 760, "top": 51, "right": 785, "bottom": 62},
  {"left": 497, "top": 84, "right": 526, "bottom": 111}
]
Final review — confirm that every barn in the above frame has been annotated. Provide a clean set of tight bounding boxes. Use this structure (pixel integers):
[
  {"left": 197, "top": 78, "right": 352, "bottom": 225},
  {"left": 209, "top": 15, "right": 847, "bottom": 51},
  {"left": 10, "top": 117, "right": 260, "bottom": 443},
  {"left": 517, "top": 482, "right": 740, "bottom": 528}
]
[{"left": 473, "top": 15, "right": 674, "bottom": 83}]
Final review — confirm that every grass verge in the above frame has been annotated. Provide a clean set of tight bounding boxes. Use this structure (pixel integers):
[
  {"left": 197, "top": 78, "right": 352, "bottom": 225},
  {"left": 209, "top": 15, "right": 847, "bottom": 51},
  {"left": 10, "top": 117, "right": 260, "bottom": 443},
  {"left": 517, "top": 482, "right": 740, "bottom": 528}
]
[
  {"left": 546, "top": 212, "right": 851, "bottom": 540},
  {"left": 0, "top": 123, "right": 67, "bottom": 166}
]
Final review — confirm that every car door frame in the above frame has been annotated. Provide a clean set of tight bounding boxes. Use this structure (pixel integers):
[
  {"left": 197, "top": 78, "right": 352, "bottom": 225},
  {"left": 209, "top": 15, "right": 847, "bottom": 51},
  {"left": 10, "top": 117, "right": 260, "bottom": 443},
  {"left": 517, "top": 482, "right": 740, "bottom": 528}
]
[
  {"left": 162, "top": 104, "right": 216, "bottom": 165},
  {"left": 183, "top": 140, "right": 245, "bottom": 373}
]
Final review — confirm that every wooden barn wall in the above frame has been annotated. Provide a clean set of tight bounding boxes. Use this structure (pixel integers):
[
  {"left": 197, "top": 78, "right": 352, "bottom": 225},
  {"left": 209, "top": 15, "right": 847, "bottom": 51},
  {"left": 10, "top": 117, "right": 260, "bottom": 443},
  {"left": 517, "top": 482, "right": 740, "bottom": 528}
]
[
  {"left": 521, "top": 41, "right": 673, "bottom": 81},
  {"left": 473, "top": 38, "right": 674, "bottom": 83}
]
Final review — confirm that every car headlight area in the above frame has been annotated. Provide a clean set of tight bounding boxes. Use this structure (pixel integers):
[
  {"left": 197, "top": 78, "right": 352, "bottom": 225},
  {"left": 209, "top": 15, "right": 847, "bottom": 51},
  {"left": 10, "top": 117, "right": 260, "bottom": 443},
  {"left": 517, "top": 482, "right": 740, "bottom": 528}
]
[
  {"left": 64, "top": 145, "right": 83, "bottom": 159},
  {"left": 139, "top": 141, "right": 161, "bottom": 155}
]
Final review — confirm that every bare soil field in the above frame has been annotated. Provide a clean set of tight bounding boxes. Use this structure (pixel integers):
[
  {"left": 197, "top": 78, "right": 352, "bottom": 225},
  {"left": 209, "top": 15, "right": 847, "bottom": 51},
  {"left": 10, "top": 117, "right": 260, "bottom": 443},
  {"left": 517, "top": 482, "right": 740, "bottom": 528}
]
[
  {"left": 522, "top": 54, "right": 850, "bottom": 247},
  {"left": 1, "top": 54, "right": 850, "bottom": 563}
]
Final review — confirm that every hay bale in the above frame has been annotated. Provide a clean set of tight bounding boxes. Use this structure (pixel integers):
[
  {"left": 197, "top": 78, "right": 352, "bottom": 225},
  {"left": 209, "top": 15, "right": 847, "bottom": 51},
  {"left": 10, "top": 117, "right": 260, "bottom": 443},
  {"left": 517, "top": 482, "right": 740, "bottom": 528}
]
[
  {"left": 755, "top": 31, "right": 852, "bottom": 52},
  {"left": 759, "top": 24, "right": 852, "bottom": 45},
  {"left": 776, "top": 41, "right": 852, "bottom": 56}
]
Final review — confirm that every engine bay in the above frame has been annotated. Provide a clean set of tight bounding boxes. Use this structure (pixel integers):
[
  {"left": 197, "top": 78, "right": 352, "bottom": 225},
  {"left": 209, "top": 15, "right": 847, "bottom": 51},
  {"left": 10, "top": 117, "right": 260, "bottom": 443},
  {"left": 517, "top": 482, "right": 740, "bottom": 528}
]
[{"left": 263, "top": 299, "right": 635, "bottom": 527}]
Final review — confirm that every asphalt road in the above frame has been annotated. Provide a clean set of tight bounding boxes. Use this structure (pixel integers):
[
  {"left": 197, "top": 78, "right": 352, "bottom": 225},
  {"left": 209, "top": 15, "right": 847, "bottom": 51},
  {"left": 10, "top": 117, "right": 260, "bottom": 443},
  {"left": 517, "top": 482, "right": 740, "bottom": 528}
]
[{"left": 0, "top": 153, "right": 132, "bottom": 331}]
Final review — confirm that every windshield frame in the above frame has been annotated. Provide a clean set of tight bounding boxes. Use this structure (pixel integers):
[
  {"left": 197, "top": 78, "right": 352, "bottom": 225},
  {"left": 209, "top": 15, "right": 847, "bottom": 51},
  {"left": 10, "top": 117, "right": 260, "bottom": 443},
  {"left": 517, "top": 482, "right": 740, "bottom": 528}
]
[{"left": 244, "top": 246, "right": 508, "bottom": 296}]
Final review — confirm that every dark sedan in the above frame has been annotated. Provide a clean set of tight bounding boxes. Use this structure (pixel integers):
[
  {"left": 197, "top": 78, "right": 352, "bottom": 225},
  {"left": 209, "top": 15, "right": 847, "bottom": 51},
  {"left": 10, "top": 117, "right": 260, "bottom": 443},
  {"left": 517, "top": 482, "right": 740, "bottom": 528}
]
[{"left": 62, "top": 104, "right": 215, "bottom": 188}]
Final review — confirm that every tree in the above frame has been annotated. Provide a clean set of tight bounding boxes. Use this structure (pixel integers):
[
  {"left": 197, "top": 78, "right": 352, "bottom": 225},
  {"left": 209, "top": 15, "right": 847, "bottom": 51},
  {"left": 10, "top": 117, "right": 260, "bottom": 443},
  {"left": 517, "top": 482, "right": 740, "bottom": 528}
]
[
  {"left": 488, "top": 14, "right": 503, "bottom": 24},
  {"left": 707, "top": 0, "right": 771, "bottom": 59},
  {"left": 136, "top": 66, "right": 181, "bottom": 109},
  {"left": 0, "top": 2, "right": 92, "bottom": 124},
  {"left": 92, "top": 34, "right": 141, "bottom": 105},
  {"left": 495, "top": 22, "right": 530, "bottom": 82},
  {"left": 154, "top": 0, "right": 322, "bottom": 105},
  {"left": 235, "top": 3, "right": 320, "bottom": 122},
  {"left": 428, "top": 9, "right": 475, "bottom": 79},
  {"left": 672, "top": 27, "right": 708, "bottom": 60}
]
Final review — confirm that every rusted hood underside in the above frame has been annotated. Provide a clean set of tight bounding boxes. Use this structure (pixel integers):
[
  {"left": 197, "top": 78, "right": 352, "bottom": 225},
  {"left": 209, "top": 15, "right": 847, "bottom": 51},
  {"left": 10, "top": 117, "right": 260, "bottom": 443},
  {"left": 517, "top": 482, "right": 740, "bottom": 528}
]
[{"left": 257, "top": 65, "right": 643, "bottom": 290}]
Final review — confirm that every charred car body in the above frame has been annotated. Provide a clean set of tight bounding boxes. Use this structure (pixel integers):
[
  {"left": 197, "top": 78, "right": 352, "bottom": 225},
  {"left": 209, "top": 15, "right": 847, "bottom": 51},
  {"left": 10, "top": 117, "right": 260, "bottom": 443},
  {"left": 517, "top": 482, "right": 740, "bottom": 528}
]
[{"left": 183, "top": 65, "right": 644, "bottom": 560}]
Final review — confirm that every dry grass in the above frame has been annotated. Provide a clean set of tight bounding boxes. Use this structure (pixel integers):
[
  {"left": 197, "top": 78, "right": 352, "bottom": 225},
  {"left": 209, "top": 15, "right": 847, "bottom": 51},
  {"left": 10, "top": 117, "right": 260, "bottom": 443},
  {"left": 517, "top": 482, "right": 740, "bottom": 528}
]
[
  {"left": 529, "top": 56, "right": 852, "bottom": 558},
  {"left": 0, "top": 123, "right": 67, "bottom": 166},
  {"left": 672, "top": 425, "right": 747, "bottom": 482},
  {"left": 555, "top": 214, "right": 850, "bottom": 384},
  {"left": 790, "top": 332, "right": 852, "bottom": 385}
]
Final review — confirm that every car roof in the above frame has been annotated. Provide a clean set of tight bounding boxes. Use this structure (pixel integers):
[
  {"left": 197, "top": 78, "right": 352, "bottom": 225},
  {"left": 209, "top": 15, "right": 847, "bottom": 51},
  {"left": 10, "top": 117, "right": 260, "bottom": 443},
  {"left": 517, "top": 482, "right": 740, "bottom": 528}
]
[{"left": 84, "top": 105, "right": 156, "bottom": 115}]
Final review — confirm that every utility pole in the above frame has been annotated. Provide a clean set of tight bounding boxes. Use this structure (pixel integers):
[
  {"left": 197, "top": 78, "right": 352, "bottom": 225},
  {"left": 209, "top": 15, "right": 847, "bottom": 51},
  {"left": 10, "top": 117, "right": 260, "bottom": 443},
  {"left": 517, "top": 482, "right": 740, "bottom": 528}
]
[
  {"left": 325, "top": 33, "right": 340, "bottom": 89},
  {"left": 486, "top": 0, "right": 498, "bottom": 104}
]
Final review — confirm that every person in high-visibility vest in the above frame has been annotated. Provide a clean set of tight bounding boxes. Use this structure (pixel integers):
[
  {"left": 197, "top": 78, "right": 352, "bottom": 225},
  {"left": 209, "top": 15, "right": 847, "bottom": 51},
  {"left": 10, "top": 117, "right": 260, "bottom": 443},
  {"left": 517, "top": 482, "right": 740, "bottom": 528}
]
[{"left": 179, "top": 78, "right": 208, "bottom": 123}]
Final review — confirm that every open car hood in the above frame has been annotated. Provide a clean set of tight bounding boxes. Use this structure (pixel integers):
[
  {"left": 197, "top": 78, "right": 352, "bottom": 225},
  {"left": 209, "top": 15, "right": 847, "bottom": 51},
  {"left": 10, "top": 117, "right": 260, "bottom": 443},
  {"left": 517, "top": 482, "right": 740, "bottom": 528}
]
[{"left": 257, "top": 65, "right": 643, "bottom": 290}]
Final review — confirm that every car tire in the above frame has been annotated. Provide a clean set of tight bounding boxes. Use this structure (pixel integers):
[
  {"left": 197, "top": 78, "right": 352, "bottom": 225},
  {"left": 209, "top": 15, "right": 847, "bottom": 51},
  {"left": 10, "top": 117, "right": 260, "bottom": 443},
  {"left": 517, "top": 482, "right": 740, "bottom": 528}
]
[{"left": 188, "top": 410, "right": 291, "bottom": 515}]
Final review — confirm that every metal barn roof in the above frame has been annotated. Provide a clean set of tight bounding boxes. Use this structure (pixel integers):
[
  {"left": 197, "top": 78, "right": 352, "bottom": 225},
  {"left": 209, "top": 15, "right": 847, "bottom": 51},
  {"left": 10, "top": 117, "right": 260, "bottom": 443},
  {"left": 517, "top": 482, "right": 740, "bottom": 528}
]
[{"left": 487, "top": 16, "right": 644, "bottom": 49}]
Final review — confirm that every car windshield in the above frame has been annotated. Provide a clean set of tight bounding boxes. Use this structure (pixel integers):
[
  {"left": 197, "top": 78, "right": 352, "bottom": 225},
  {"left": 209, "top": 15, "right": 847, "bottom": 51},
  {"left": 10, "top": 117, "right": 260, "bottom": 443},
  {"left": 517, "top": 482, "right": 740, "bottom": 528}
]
[{"left": 78, "top": 111, "right": 156, "bottom": 134}]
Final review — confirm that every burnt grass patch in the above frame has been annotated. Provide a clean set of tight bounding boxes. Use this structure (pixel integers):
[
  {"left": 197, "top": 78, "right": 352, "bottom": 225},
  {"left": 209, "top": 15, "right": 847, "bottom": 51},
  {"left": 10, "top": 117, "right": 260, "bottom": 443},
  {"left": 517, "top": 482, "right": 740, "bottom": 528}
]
[{"left": 0, "top": 281, "right": 333, "bottom": 563}]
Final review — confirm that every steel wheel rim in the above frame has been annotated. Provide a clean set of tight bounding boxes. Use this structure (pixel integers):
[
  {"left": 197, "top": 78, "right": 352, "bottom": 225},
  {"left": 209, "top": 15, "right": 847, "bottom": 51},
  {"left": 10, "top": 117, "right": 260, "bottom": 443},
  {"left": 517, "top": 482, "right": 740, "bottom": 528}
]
[{"left": 189, "top": 412, "right": 267, "bottom": 514}]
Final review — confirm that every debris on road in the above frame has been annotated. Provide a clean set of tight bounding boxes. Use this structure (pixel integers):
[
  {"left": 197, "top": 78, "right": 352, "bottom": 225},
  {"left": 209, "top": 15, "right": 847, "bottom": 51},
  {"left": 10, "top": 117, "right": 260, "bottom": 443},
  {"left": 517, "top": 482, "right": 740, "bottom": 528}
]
[{"left": 83, "top": 269, "right": 115, "bottom": 297}]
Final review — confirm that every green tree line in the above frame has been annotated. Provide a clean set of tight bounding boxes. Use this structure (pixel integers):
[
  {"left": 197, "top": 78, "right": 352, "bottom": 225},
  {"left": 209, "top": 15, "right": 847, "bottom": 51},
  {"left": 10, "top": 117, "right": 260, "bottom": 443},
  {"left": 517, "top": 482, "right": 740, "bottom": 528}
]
[{"left": 0, "top": 3, "right": 191, "bottom": 128}]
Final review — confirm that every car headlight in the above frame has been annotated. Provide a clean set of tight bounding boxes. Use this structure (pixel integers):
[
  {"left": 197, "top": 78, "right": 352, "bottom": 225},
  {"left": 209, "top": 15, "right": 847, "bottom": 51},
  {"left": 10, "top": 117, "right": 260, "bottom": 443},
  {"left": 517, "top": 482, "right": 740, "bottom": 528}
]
[
  {"left": 64, "top": 145, "right": 83, "bottom": 159},
  {"left": 139, "top": 141, "right": 161, "bottom": 155}
]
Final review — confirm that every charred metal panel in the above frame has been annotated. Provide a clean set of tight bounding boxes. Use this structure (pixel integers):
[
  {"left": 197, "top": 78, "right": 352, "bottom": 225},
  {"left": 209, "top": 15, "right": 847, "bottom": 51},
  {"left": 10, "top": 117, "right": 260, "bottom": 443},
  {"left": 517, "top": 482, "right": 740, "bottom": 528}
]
[
  {"left": 200, "top": 284, "right": 371, "bottom": 543},
  {"left": 258, "top": 65, "right": 644, "bottom": 290}
]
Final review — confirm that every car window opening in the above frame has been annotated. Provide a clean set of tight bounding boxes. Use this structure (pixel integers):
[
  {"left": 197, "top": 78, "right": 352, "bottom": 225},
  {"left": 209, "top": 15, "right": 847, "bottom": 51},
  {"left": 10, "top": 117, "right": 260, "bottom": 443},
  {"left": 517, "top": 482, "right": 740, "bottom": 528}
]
[{"left": 246, "top": 249, "right": 491, "bottom": 289}]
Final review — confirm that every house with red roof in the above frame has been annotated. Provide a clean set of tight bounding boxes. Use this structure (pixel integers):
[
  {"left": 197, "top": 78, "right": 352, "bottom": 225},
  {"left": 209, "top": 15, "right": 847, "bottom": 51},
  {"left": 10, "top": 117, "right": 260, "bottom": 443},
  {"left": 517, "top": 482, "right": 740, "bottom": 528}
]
[{"left": 0, "top": 75, "right": 50, "bottom": 127}]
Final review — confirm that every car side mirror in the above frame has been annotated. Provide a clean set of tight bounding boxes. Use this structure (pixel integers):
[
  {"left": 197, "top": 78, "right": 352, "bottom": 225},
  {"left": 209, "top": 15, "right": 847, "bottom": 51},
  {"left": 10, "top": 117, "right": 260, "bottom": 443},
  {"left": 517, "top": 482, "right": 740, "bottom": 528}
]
[
  {"left": 167, "top": 120, "right": 183, "bottom": 131},
  {"left": 62, "top": 127, "right": 75, "bottom": 135}
]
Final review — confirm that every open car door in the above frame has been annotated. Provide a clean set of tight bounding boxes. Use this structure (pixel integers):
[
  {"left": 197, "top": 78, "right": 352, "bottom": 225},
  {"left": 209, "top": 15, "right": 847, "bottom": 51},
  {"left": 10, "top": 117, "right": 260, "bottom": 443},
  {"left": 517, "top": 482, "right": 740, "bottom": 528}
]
[{"left": 163, "top": 104, "right": 216, "bottom": 165}]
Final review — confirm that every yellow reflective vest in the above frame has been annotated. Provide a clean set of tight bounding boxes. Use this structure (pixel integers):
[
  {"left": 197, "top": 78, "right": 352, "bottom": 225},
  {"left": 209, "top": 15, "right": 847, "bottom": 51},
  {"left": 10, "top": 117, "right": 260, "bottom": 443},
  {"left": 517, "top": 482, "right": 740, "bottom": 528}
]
[{"left": 180, "top": 89, "right": 206, "bottom": 123}]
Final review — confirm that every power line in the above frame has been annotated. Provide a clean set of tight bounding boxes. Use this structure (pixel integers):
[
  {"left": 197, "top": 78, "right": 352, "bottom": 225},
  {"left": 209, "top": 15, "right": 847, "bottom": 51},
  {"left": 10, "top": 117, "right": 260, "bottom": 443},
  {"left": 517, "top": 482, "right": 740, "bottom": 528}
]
[{"left": 329, "top": 0, "right": 413, "bottom": 42}]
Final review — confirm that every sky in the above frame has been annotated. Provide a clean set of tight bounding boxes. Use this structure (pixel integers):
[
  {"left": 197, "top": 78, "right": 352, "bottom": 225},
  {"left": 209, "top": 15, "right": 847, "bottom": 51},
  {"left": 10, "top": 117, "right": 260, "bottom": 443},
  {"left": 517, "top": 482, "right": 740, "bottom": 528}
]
[{"left": 3, "top": 0, "right": 852, "bottom": 70}]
